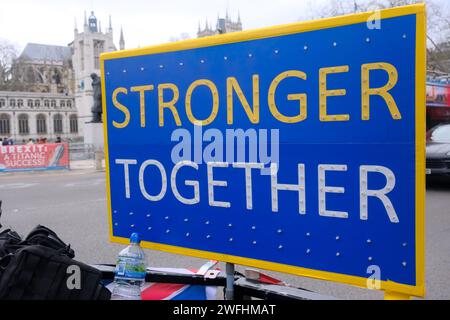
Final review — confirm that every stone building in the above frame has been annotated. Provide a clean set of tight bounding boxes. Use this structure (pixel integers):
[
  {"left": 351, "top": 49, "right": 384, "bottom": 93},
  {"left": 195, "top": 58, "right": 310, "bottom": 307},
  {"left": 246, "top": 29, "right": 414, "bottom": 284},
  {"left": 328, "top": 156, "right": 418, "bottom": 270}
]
[
  {"left": 197, "top": 11, "right": 242, "bottom": 38},
  {"left": 0, "top": 43, "right": 78, "bottom": 142},
  {"left": 0, "top": 10, "right": 124, "bottom": 143},
  {"left": 14, "top": 43, "right": 74, "bottom": 95},
  {"left": 0, "top": 91, "right": 77, "bottom": 142}
]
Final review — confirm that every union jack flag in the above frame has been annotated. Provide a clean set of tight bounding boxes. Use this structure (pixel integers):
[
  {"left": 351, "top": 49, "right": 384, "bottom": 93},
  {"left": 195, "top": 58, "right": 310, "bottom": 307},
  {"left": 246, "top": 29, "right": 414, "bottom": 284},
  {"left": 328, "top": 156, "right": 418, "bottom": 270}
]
[{"left": 106, "top": 263, "right": 218, "bottom": 300}]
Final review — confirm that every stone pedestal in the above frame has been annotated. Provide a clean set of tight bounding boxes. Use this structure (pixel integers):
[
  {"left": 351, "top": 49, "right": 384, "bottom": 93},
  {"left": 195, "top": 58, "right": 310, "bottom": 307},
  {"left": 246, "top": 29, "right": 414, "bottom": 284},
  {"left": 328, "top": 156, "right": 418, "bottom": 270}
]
[
  {"left": 84, "top": 122, "right": 104, "bottom": 150},
  {"left": 84, "top": 122, "right": 105, "bottom": 170}
]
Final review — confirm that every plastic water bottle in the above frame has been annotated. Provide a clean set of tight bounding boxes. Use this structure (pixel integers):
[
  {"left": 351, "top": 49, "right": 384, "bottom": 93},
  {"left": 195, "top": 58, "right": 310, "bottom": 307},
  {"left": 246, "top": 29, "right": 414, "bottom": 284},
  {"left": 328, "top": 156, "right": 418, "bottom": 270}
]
[{"left": 111, "top": 233, "right": 147, "bottom": 300}]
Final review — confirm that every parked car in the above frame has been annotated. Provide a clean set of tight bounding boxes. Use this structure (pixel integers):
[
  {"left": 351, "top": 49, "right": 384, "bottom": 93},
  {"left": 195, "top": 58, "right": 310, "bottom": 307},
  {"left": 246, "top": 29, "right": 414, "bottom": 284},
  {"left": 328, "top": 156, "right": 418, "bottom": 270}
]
[{"left": 426, "top": 123, "right": 450, "bottom": 175}]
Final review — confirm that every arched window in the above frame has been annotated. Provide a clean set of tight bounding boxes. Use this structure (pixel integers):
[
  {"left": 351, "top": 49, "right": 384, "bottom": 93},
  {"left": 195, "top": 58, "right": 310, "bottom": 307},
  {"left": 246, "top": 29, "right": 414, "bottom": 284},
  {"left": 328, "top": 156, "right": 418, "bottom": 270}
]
[
  {"left": 94, "top": 40, "right": 105, "bottom": 69},
  {"left": 34, "top": 100, "right": 40, "bottom": 107},
  {"left": 53, "top": 114, "right": 63, "bottom": 134},
  {"left": 0, "top": 114, "right": 10, "bottom": 135},
  {"left": 53, "top": 69, "right": 61, "bottom": 85},
  {"left": 36, "top": 114, "right": 47, "bottom": 134},
  {"left": 17, "top": 99, "right": 23, "bottom": 107},
  {"left": 69, "top": 114, "right": 78, "bottom": 133},
  {"left": 51, "top": 100, "right": 56, "bottom": 108},
  {"left": 60, "top": 100, "right": 65, "bottom": 108},
  {"left": 44, "top": 100, "right": 49, "bottom": 107},
  {"left": 0, "top": 99, "right": 5, "bottom": 107},
  {"left": 67, "top": 100, "right": 72, "bottom": 108},
  {"left": 18, "top": 114, "right": 29, "bottom": 135},
  {"left": 26, "top": 66, "right": 36, "bottom": 83},
  {"left": 27, "top": 99, "right": 33, "bottom": 107},
  {"left": 9, "top": 99, "right": 16, "bottom": 107}
]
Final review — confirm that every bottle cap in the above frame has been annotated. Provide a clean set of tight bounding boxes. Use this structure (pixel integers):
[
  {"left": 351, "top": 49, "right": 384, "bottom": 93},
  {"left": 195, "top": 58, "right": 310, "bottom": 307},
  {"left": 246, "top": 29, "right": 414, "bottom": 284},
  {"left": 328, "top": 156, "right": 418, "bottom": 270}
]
[{"left": 130, "top": 232, "right": 140, "bottom": 244}]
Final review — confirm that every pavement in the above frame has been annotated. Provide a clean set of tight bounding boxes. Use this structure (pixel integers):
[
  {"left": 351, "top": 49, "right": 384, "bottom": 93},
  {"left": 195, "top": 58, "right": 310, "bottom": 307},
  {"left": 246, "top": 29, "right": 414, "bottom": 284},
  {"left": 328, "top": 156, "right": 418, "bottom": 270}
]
[
  {"left": 69, "top": 159, "right": 106, "bottom": 170},
  {"left": 0, "top": 164, "right": 449, "bottom": 300}
]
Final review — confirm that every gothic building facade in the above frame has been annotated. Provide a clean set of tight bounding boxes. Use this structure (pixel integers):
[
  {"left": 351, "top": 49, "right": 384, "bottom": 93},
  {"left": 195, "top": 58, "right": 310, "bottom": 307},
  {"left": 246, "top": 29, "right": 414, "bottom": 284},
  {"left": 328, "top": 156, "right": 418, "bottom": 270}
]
[
  {"left": 14, "top": 43, "right": 74, "bottom": 94},
  {"left": 197, "top": 11, "right": 243, "bottom": 38},
  {"left": 0, "top": 11, "right": 125, "bottom": 143},
  {"left": 0, "top": 43, "right": 77, "bottom": 142}
]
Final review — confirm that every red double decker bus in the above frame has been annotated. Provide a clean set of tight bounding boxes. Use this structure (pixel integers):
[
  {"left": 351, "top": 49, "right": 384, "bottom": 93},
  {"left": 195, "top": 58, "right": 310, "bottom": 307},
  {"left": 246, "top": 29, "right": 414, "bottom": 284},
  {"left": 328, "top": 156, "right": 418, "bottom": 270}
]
[{"left": 426, "top": 81, "right": 450, "bottom": 129}]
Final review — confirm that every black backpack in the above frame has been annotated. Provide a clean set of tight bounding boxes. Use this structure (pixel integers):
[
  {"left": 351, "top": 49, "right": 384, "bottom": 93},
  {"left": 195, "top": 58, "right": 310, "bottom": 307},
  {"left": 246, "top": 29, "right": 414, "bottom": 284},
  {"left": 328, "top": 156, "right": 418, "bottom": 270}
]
[{"left": 0, "top": 201, "right": 110, "bottom": 300}]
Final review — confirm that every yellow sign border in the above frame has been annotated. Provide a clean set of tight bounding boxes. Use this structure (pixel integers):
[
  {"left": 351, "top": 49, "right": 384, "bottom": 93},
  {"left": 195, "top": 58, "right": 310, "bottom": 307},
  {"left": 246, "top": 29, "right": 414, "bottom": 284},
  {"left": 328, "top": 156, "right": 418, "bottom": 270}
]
[{"left": 100, "top": 4, "right": 426, "bottom": 298}]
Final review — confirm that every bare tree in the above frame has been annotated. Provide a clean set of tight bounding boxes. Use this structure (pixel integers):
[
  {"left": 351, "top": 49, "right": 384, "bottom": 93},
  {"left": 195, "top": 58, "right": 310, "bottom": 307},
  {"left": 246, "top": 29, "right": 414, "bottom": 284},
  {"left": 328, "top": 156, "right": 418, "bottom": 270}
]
[
  {"left": 168, "top": 32, "right": 192, "bottom": 42},
  {"left": 0, "top": 40, "right": 33, "bottom": 91},
  {"left": 386, "top": 0, "right": 421, "bottom": 6},
  {"left": 300, "top": 0, "right": 450, "bottom": 73},
  {"left": 0, "top": 39, "right": 18, "bottom": 89}
]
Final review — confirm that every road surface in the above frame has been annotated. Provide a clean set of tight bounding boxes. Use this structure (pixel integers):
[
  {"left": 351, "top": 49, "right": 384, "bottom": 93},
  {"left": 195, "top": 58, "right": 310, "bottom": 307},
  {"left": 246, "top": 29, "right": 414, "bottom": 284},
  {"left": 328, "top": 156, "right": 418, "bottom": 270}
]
[{"left": 0, "top": 169, "right": 449, "bottom": 299}]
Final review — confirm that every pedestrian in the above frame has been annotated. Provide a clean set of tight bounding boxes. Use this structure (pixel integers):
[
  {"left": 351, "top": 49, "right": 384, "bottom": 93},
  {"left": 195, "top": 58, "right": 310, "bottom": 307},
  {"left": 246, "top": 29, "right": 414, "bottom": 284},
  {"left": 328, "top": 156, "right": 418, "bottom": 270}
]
[
  {"left": 55, "top": 136, "right": 62, "bottom": 143},
  {"left": 27, "top": 138, "right": 34, "bottom": 145},
  {"left": 2, "top": 137, "right": 7, "bottom": 146}
]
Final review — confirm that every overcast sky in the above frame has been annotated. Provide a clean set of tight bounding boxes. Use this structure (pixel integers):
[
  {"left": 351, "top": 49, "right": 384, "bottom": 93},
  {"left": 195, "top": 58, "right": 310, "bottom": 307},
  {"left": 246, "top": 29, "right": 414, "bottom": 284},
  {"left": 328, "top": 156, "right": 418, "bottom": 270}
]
[
  {"left": 0, "top": 0, "right": 315, "bottom": 52},
  {"left": 0, "top": 0, "right": 446, "bottom": 53}
]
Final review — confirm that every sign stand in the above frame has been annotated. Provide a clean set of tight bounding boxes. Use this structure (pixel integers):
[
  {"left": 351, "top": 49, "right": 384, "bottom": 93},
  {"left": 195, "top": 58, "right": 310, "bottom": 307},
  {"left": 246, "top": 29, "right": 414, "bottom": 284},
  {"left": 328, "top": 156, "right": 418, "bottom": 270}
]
[
  {"left": 225, "top": 263, "right": 235, "bottom": 300},
  {"left": 384, "top": 292, "right": 412, "bottom": 300},
  {"left": 101, "top": 4, "right": 426, "bottom": 299}
]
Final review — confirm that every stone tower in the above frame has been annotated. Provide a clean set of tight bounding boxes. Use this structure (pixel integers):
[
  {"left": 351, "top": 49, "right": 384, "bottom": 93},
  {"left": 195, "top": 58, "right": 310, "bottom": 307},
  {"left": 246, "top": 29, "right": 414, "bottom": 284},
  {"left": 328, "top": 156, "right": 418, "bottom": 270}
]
[
  {"left": 119, "top": 27, "right": 125, "bottom": 50},
  {"left": 70, "top": 11, "right": 122, "bottom": 138}
]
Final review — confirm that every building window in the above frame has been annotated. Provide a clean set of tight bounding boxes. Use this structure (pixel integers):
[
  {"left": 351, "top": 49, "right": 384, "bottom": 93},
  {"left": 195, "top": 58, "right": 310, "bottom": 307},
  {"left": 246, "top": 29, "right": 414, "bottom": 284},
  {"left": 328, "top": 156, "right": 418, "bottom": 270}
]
[
  {"left": 36, "top": 114, "right": 47, "bottom": 134},
  {"left": 0, "top": 114, "right": 10, "bottom": 135},
  {"left": 18, "top": 114, "right": 29, "bottom": 135},
  {"left": 27, "top": 99, "right": 33, "bottom": 107},
  {"left": 70, "top": 114, "right": 78, "bottom": 133},
  {"left": 10, "top": 99, "right": 16, "bottom": 107},
  {"left": 79, "top": 41, "right": 85, "bottom": 71},
  {"left": 53, "top": 114, "right": 63, "bottom": 133},
  {"left": 18, "top": 99, "right": 23, "bottom": 107},
  {"left": 35, "top": 100, "right": 40, "bottom": 107},
  {"left": 0, "top": 99, "right": 5, "bottom": 107},
  {"left": 60, "top": 100, "right": 66, "bottom": 108},
  {"left": 93, "top": 40, "right": 105, "bottom": 69},
  {"left": 67, "top": 100, "right": 72, "bottom": 108},
  {"left": 44, "top": 100, "right": 49, "bottom": 107},
  {"left": 51, "top": 100, "right": 56, "bottom": 108}
]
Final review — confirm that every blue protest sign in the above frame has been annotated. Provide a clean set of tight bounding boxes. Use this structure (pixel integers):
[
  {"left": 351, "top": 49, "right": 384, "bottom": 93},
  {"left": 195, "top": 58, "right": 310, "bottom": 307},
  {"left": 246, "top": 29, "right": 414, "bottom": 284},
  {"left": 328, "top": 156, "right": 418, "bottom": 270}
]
[{"left": 101, "top": 4, "right": 426, "bottom": 297}]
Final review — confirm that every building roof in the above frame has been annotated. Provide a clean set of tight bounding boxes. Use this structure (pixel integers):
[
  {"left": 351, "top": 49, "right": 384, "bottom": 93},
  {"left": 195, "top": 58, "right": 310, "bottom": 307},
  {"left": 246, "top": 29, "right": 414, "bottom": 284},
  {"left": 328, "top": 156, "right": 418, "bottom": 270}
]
[{"left": 19, "top": 43, "right": 71, "bottom": 62}]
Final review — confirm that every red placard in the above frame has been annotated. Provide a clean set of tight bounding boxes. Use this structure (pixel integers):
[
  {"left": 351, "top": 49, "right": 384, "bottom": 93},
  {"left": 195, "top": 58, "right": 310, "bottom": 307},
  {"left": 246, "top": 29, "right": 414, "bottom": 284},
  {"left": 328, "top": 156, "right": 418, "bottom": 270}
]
[
  {"left": 0, "top": 143, "right": 69, "bottom": 172},
  {"left": 426, "top": 83, "right": 450, "bottom": 107}
]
